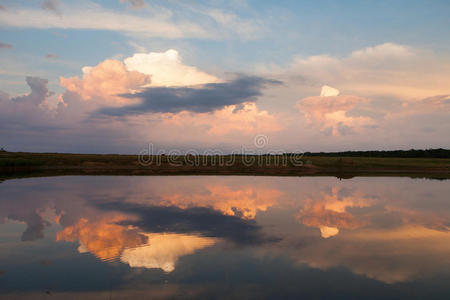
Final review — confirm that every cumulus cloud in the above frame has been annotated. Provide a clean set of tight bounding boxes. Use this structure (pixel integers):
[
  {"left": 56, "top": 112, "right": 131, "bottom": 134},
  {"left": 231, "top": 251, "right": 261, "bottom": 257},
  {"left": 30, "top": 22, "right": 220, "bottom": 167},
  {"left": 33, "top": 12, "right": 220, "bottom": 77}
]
[
  {"left": 97, "top": 75, "right": 281, "bottom": 115},
  {"left": 124, "top": 49, "right": 220, "bottom": 87},
  {"left": 299, "top": 203, "right": 362, "bottom": 238},
  {"left": 0, "top": 76, "right": 75, "bottom": 150},
  {"left": 297, "top": 187, "right": 374, "bottom": 238},
  {"left": 20, "top": 212, "right": 50, "bottom": 241},
  {"left": 289, "top": 43, "right": 450, "bottom": 138},
  {"left": 159, "top": 185, "right": 281, "bottom": 220},
  {"left": 12, "top": 76, "right": 52, "bottom": 105},
  {"left": 60, "top": 59, "right": 151, "bottom": 103},
  {"left": 60, "top": 48, "right": 220, "bottom": 106},
  {"left": 161, "top": 102, "right": 282, "bottom": 137},
  {"left": 4, "top": 211, "right": 50, "bottom": 242},
  {"left": 0, "top": 76, "right": 136, "bottom": 152},
  {"left": 297, "top": 86, "right": 373, "bottom": 136},
  {"left": 57, "top": 216, "right": 147, "bottom": 261},
  {"left": 1, "top": 49, "right": 283, "bottom": 152}
]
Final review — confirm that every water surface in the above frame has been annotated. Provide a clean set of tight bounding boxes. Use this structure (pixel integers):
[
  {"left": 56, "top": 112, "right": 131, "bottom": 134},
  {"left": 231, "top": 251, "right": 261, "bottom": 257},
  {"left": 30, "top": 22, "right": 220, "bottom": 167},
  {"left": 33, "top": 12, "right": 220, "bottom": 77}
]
[{"left": 0, "top": 176, "right": 449, "bottom": 299}]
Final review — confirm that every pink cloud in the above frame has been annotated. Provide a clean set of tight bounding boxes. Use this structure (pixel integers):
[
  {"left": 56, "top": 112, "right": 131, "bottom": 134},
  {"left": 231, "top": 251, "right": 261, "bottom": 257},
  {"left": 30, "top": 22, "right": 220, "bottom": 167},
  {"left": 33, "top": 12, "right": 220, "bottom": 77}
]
[
  {"left": 163, "top": 103, "right": 282, "bottom": 136},
  {"left": 297, "top": 95, "right": 373, "bottom": 136},
  {"left": 60, "top": 59, "right": 151, "bottom": 104}
]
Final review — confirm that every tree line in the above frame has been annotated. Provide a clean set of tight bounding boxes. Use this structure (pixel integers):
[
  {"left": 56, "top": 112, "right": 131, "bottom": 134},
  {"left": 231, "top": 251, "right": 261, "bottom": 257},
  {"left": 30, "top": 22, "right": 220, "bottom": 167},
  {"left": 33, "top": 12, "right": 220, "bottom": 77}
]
[{"left": 302, "top": 148, "right": 450, "bottom": 158}]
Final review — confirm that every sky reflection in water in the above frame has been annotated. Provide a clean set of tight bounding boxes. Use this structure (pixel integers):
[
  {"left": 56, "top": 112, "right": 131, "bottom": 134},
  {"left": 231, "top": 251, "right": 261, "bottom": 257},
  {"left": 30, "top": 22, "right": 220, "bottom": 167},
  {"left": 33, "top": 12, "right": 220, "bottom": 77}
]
[{"left": 0, "top": 176, "right": 449, "bottom": 299}]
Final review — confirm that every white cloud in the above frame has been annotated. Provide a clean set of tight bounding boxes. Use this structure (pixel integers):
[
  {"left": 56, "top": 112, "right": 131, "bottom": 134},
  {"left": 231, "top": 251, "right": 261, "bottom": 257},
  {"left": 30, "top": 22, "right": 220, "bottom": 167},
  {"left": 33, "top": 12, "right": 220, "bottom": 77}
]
[
  {"left": 0, "top": 2, "right": 261, "bottom": 40},
  {"left": 350, "top": 43, "right": 414, "bottom": 62},
  {"left": 0, "top": 4, "right": 209, "bottom": 39},
  {"left": 285, "top": 43, "right": 450, "bottom": 100},
  {"left": 120, "top": 233, "right": 215, "bottom": 272},
  {"left": 320, "top": 85, "right": 340, "bottom": 97},
  {"left": 124, "top": 49, "right": 220, "bottom": 87},
  {"left": 320, "top": 226, "right": 339, "bottom": 238}
]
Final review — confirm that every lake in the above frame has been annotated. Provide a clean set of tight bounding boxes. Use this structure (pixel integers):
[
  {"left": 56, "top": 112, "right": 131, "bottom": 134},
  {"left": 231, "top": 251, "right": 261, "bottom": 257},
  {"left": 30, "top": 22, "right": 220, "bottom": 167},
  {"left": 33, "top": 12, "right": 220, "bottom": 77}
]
[{"left": 0, "top": 176, "right": 449, "bottom": 299}]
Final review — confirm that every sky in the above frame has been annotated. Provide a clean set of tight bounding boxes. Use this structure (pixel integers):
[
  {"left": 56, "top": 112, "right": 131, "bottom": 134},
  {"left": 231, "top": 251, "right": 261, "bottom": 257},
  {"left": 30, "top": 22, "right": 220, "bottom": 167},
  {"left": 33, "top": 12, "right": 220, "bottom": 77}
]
[{"left": 0, "top": 0, "right": 449, "bottom": 153}]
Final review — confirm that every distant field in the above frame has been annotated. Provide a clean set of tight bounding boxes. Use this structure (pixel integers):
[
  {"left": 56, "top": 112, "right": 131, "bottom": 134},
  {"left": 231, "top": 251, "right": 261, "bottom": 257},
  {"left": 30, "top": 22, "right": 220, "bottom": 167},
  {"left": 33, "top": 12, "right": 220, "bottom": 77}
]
[{"left": 1, "top": 151, "right": 450, "bottom": 180}]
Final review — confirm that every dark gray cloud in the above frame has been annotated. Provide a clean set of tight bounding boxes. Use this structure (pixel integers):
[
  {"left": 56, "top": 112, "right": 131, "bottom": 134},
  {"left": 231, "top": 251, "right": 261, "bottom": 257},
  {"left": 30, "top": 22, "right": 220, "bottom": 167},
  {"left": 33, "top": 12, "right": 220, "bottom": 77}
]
[
  {"left": 0, "top": 76, "right": 62, "bottom": 147},
  {"left": 12, "top": 76, "right": 51, "bottom": 105},
  {"left": 96, "top": 75, "right": 282, "bottom": 116},
  {"left": 0, "top": 42, "right": 13, "bottom": 49},
  {"left": 1, "top": 212, "right": 48, "bottom": 242},
  {"left": 98, "top": 202, "right": 279, "bottom": 245},
  {"left": 21, "top": 212, "right": 50, "bottom": 241}
]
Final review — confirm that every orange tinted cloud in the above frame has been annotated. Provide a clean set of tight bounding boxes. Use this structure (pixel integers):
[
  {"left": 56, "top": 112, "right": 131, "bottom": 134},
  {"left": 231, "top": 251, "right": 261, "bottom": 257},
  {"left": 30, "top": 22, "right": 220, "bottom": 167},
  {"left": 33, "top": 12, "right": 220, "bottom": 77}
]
[
  {"left": 56, "top": 214, "right": 215, "bottom": 272},
  {"left": 163, "top": 102, "right": 282, "bottom": 136},
  {"left": 297, "top": 187, "right": 373, "bottom": 238},
  {"left": 287, "top": 43, "right": 450, "bottom": 100},
  {"left": 298, "top": 202, "right": 362, "bottom": 238},
  {"left": 297, "top": 95, "right": 373, "bottom": 136},
  {"left": 159, "top": 185, "right": 282, "bottom": 219},
  {"left": 60, "top": 59, "right": 151, "bottom": 103},
  {"left": 383, "top": 205, "right": 450, "bottom": 233},
  {"left": 290, "top": 224, "right": 450, "bottom": 284},
  {"left": 56, "top": 215, "right": 146, "bottom": 261}
]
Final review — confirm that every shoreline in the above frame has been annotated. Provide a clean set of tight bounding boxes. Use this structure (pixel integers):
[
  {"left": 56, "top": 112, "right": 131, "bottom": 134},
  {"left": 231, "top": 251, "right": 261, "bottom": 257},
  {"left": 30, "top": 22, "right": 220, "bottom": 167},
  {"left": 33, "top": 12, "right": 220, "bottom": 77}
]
[{"left": 1, "top": 151, "right": 450, "bottom": 180}]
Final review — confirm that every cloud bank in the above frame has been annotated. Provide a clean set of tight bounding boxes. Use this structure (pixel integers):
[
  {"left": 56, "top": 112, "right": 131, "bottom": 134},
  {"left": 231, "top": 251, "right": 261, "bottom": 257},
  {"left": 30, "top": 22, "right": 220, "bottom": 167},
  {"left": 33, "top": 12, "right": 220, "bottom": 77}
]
[
  {"left": 285, "top": 43, "right": 450, "bottom": 100},
  {"left": 1, "top": 44, "right": 450, "bottom": 153}
]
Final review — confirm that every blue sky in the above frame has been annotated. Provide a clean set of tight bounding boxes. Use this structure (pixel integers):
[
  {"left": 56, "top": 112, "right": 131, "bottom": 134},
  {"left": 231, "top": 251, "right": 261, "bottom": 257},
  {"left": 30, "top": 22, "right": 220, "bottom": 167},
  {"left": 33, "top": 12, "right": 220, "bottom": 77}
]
[
  {"left": 0, "top": 0, "right": 449, "bottom": 153},
  {"left": 2, "top": 0, "right": 449, "bottom": 93}
]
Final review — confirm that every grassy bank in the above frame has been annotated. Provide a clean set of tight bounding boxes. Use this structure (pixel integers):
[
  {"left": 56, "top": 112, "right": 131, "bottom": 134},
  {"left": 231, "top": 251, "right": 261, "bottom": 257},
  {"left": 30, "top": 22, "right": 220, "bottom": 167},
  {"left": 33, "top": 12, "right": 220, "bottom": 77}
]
[{"left": 1, "top": 151, "right": 450, "bottom": 180}]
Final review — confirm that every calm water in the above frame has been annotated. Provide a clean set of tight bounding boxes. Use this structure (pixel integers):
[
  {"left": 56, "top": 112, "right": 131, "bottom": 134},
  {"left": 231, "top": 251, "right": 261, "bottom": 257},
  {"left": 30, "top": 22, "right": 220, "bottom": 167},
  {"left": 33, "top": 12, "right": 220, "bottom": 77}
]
[{"left": 0, "top": 176, "right": 449, "bottom": 299}]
